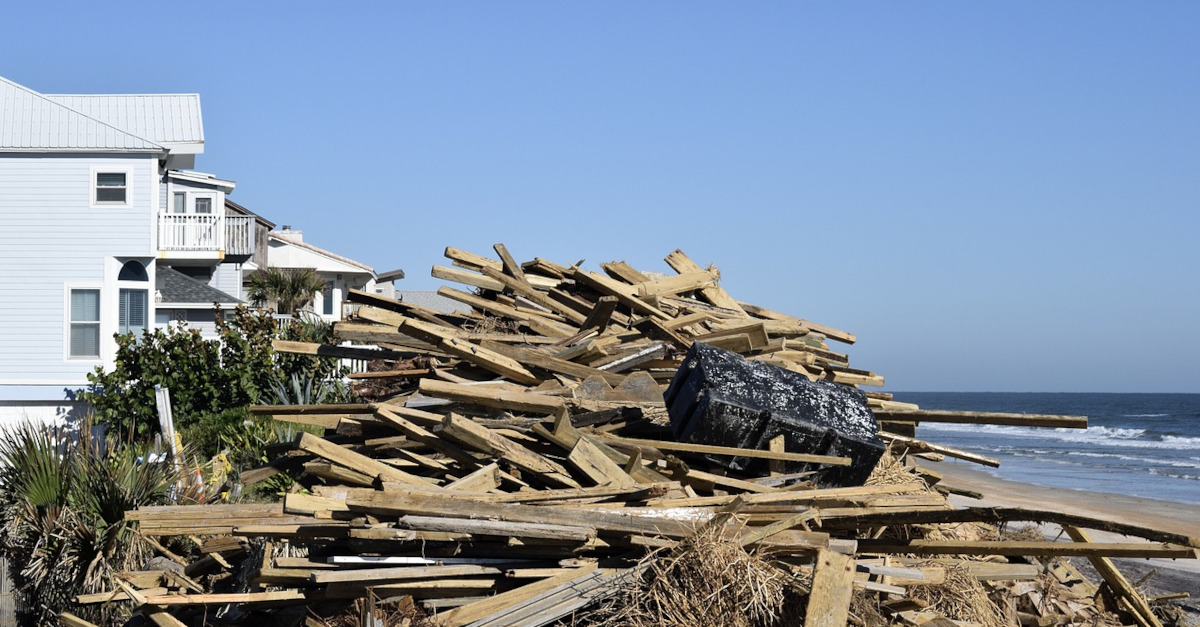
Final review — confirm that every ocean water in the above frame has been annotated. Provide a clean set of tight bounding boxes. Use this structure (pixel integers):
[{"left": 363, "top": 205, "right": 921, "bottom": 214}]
[{"left": 887, "top": 392, "right": 1200, "bottom": 505}]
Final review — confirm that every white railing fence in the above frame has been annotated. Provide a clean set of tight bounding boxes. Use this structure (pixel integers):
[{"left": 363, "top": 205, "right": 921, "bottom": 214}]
[
  {"left": 225, "top": 215, "right": 255, "bottom": 256},
  {"left": 158, "top": 214, "right": 223, "bottom": 251}
]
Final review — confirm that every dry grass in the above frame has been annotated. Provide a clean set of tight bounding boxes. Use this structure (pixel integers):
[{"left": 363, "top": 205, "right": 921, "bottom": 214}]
[
  {"left": 908, "top": 562, "right": 1012, "bottom": 627},
  {"left": 866, "top": 449, "right": 923, "bottom": 488},
  {"left": 594, "top": 525, "right": 804, "bottom": 627}
]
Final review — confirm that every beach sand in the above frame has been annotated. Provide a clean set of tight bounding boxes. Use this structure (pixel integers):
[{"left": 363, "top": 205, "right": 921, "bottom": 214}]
[{"left": 926, "top": 459, "right": 1200, "bottom": 604}]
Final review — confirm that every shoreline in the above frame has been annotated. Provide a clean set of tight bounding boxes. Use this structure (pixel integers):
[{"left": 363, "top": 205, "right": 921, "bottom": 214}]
[{"left": 924, "top": 459, "right": 1200, "bottom": 599}]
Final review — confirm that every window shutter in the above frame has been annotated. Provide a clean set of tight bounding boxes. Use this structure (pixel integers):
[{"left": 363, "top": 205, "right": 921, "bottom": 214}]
[
  {"left": 129, "top": 290, "right": 147, "bottom": 332},
  {"left": 119, "top": 288, "right": 148, "bottom": 335}
]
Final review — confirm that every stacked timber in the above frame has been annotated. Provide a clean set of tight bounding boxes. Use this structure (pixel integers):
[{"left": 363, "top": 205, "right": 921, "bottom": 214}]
[{"left": 89, "top": 246, "right": 1197, "bottom": 627}]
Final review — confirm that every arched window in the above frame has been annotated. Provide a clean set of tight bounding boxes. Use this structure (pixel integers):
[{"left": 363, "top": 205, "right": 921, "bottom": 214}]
[
  {"left": 118, "top": 260, "right": 148, "bottom": 282},
  {"left": 117, "top": 260, "right": 148, "bottom": 335}
]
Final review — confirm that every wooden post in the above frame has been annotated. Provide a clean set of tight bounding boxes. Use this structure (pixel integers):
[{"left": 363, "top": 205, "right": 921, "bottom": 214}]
[{"left": 804, "top": 549, "right": 856, "bottom": 627}]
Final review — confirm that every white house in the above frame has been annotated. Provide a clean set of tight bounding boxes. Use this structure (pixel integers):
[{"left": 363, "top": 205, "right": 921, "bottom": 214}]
[
  {"left": 0, "top": 75, "right": 384, "bottom": 423},
  {"left": 265, "top": 227, "right": 376, "bottom": 321},
  {"left": 0, "top": 75, "right": 253, "bottom": 422}
]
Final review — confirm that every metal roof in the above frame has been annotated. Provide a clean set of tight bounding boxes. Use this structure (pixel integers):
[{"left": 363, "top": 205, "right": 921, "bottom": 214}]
[
  {"left": 0, "top": 75, "right": 165, "bottom": 152},
  {"left": 45, "top": 93, "right": 204, "bottom": 150}
]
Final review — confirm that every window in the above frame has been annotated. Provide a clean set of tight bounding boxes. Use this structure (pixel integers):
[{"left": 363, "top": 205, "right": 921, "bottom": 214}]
[
  {"left": 95, "top": 172, "right": 128, "bottom": 204},
  {"left": 119, "top": 288, "right": 148, "bottom": 336},
  {"left": 194, "top": 196, "right": 213, "bottom": 214},
  {"left": 117, "top": 260, "right": 149, "bottom": 336},
  {"left": 322, "top": 282, "right": 334, "bottom": 316},
  {"left": 118, "top": 260, "right": 148, "bottom": 282},
  {"left": 173, "top": 192, "right": 186, "bottom": 214},
  {"left": 69, "top": 289, "right": 101, "bottom": 358}
]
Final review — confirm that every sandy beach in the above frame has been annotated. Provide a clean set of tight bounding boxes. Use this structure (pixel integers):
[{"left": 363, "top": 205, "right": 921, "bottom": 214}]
[{"left": 927, "top": 459, "right": 1200, "bottom": 601}]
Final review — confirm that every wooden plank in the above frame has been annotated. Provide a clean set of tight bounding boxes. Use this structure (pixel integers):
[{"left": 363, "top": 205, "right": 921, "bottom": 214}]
[
  {"left": 600, "top": 260, "right": 651, "bottom": 285},
  {"left": 271, "top": 340, "right": 412, "bottom": 361},
  {"left": 737, "top": 301, "right": 857, "bottom": 344},
  {"left": 696, "top": 321, "right": 769, "bottom": 350},
  {"left": 856, "top": 539, "right": 1196, "bottom": 558},
  {"left": 440, "top": 413, "right": 581, "bottom": 488},
  {"left": 874, "top": 409, "right": 1088, "bottom": 429},
  {"left": 493, "top": 243, "right": 529, "bottom": 283},
  {"left": 347, "top": 288, "right": 460, "bottom": 326},
  {"left": 374, "top": 407, "right": 485, "bottom": 469},
  {"left": 345, "top": 490, "right": 697, "bottom": 538},
  {"left": 296, "top": 432, "right": 441, "bottom": 488},
  {"left": 465, "top": 567, "right": 640, "bottom": 627},
  {"left": 634, "top": 270, "right": 717, "bottom": 298},
  {"left": 312, "top": 564, "right": 503, "bottom": 585},
  {"left": 446, "top": 463, "right": 502, "bottom": 492},
  {"left": 804, "top": 549, "right": 856, "bottom": 627},
  {"left": 348, "top": 368, "right": 432, "bottom": 379},
  {"left": 445, "top": 246, "right": 502, "bottom": 271},
  {"left": 593, "top": 343, "right": 669, "bottom": 373},
  {"left": 479, "top": 266, "right": 587, "bottom": 325},
  {"left": 418, "top": 379, "right": 566, "bottom": 414},
  {"left": 578, "top": 296, "right": 619, "bottom": 332},
  {"left": 59, "top": 613, "right": 103, "bottom": 627},
  {"left": 394, "top": 317, "right": 542, "bottom": 385},
  {"left": 663, "top": 250, "right": 749, "bottom": 316},
  {"left": 250, "top": 403, "right": 375, "bottom": 416},
  {"left": 1064, "top": 526, "right": 1165, "bottom": 627},
  {"left": 595, "top": 433, "right": 852, "bottom": 466},
  {"left": 532, "top": 410, "right": 674, "bottom": 485},
  {"left": 480, "top": 340, "right": 625, "bottom": 386},
  {"left": 433, "top": 265, "right": 506, "bottom": 292},
  {"left": 396, "top": 515, "right": 596, "bottom": 542},
  {"left": 567, "top": 436, "right": 637, "bottom": 487},
  {"left": 569, "top": 268, "right": 672, "bottom": 320},
  {"left": 140, "top": 591, "right": 308, "bottom": 606},
  {"left": 437, "top": 287, "right": 576, "bottom": 337},
  {"left": 145, "top": 609, "right": 190, "bottom": 627},
  {"left": 880, "top": 432, "right": 1001, "bottom": 467},
  {"left": 818, "top": 506, "right": 1199, "bottom": 548},
  {"left": 436, "top": 565, "right": 599, "bottom": 627}
]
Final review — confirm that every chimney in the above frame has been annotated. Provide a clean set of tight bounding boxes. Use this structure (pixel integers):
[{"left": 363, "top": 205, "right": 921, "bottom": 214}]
[{"left": 279, "top": 225, "right": 303, "bottom": 242}]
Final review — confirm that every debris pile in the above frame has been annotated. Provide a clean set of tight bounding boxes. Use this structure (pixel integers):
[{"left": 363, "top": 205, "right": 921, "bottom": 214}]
[{"left": 70, "top": 246, "right": 1197, "bottom": 627}]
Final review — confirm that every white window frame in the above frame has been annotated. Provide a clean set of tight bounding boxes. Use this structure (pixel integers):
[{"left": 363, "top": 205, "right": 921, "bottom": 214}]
[
  {"left": 90, "top": 166, "right": 134, "bottom": 208},
  {"left": 64, "top": 284, "right": 103, "bottom": 361}
]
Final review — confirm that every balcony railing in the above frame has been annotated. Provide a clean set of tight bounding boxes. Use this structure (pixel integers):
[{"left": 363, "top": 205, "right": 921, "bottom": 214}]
[
  {"left": 158, "top": 214, "right": 258, "bottom": 255},
  {"left": 159, "top": 214, "right": 222, "bottom": 251},
  {"left": 225, "top": 215, "right": 255, "bottom": 256}
]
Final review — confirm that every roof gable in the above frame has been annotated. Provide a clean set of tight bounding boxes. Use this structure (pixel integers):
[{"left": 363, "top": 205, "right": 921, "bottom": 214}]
[
  {"left": 0, "top": 76, "right": 164, "bottom": 152},
  {"left": 269, "top": 232, "right": 374, "bottom": 275}
]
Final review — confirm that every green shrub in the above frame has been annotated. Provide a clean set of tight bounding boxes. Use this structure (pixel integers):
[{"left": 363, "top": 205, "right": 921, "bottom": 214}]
[{"left": 81, "top": 306, "right": 352, "bottom": 438}]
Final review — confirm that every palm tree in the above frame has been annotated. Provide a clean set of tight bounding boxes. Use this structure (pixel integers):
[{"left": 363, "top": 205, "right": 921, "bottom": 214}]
[{"left": 246, "top": 267, "right": 328, "bottom": 314}]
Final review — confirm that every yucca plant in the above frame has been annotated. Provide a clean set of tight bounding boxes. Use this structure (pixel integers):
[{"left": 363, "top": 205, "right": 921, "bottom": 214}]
[{"left": 0, "top": 422, "right": 178, "bottom": 626}]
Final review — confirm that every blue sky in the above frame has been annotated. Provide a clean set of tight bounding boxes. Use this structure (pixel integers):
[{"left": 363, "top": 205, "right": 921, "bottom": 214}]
[{"left": 4, "top": 2, "right": 1197, "bottom": 392}]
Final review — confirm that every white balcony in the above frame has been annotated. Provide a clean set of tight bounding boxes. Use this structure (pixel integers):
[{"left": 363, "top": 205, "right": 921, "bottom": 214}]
[{"left": 158, "top": 214, "right": 257, "bottom": 261}]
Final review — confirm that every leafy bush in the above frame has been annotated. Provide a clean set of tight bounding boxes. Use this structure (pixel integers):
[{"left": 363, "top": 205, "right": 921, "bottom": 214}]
[{"left": 81, "top": 306, "right": 352, "bottom": 438}]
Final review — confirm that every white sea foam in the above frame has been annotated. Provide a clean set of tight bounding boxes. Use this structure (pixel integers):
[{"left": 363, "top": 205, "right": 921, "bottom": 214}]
[
  {"left": 1148, "top": 468, "right": 1200, "bottom": 481},
  {"left": 1122, "top": 413, "right": 1170, "bottom": 418},
  {"left": 1065, "top": 451, "right": 1200, "bottom": 468},
  {"left": 919, "top": 422, "right": 1200, "bottom": 450}
]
